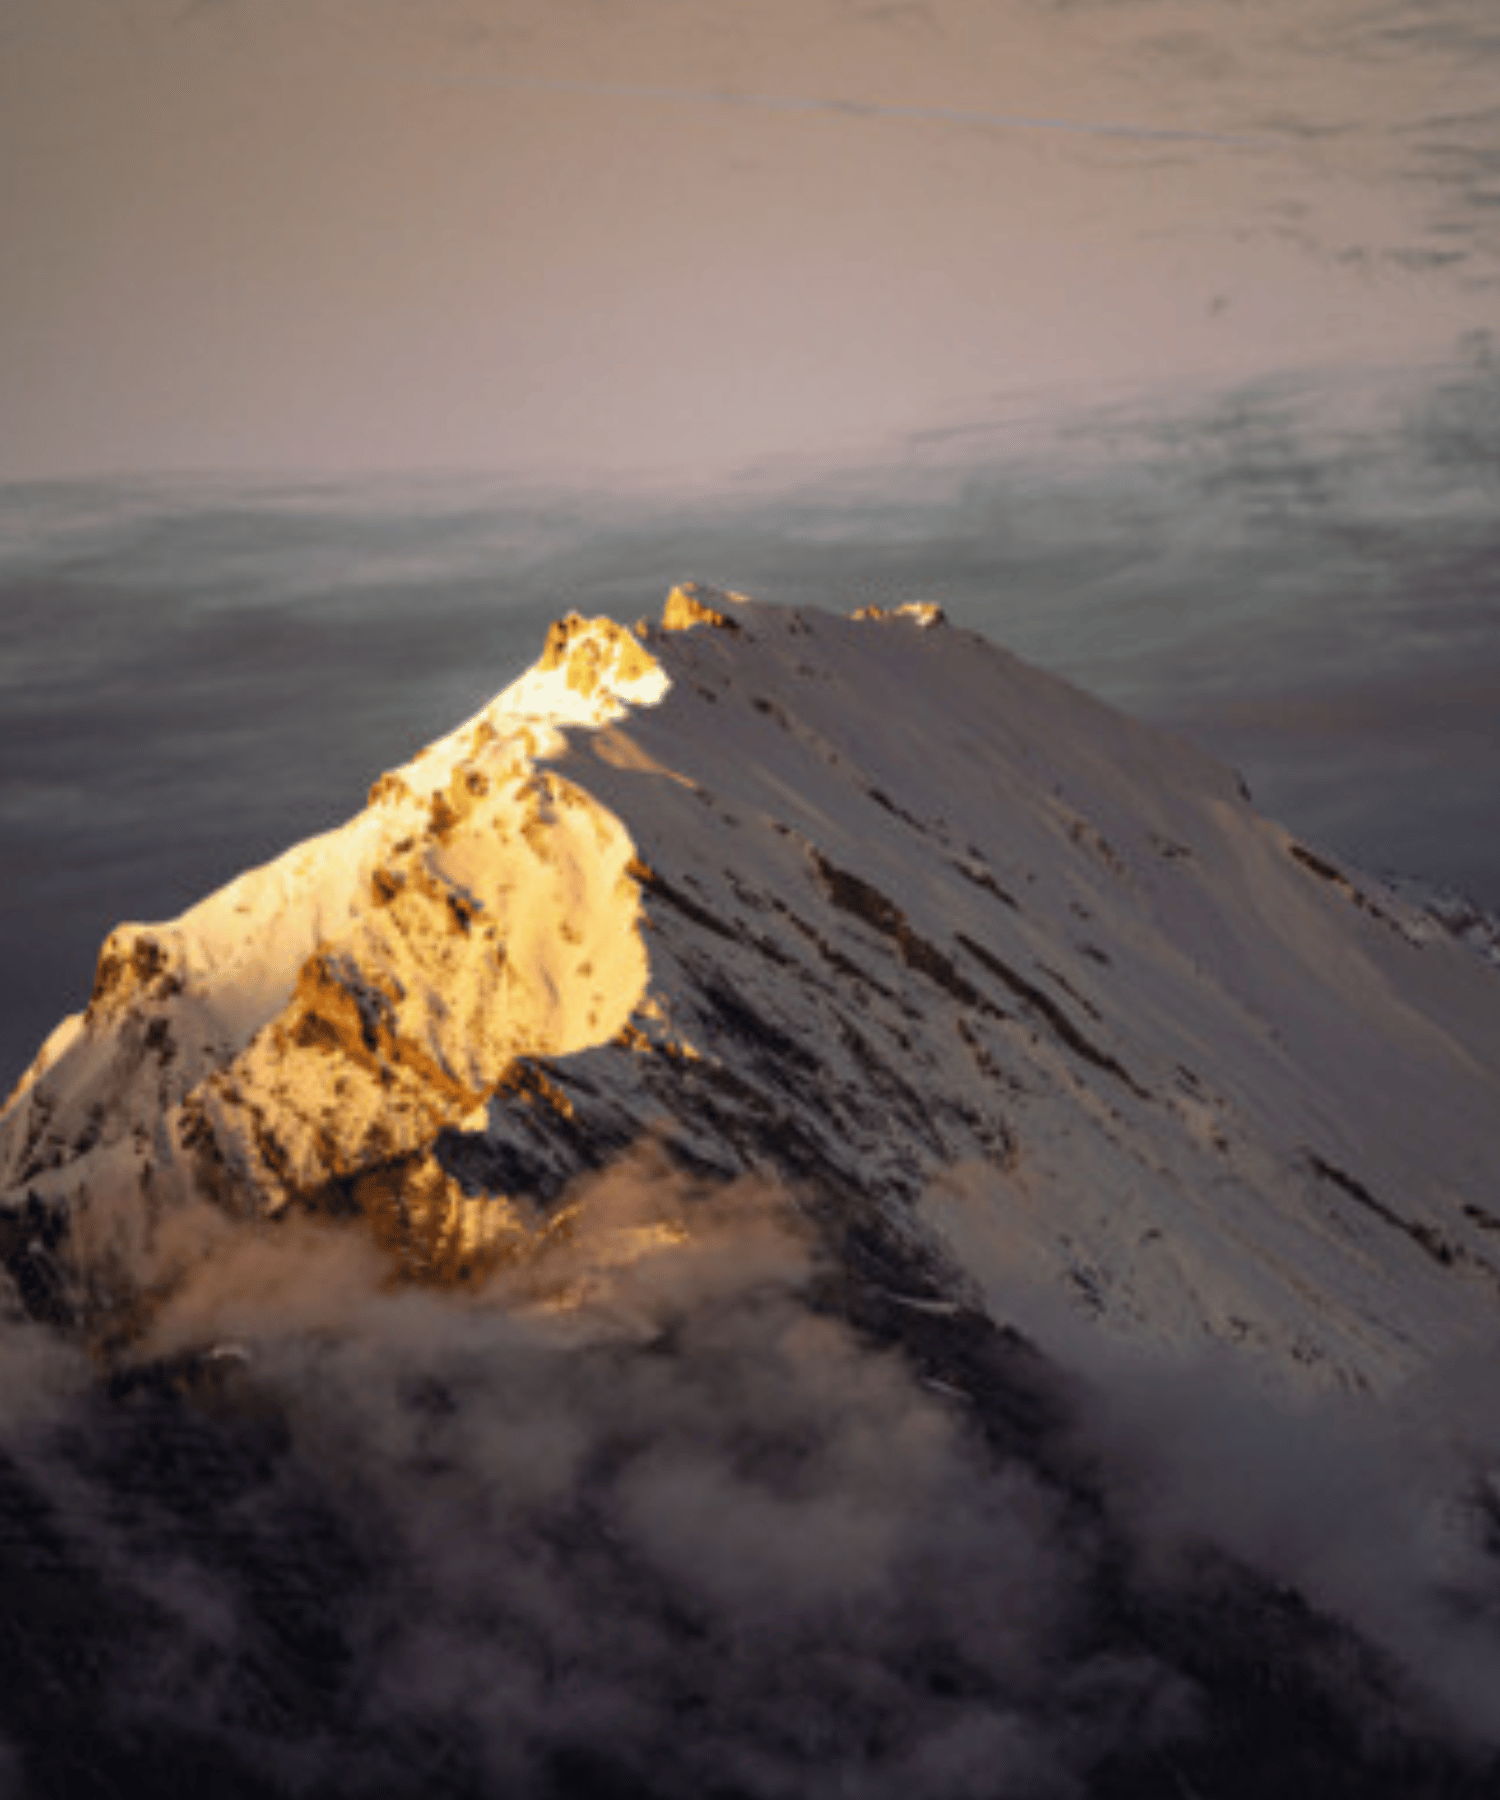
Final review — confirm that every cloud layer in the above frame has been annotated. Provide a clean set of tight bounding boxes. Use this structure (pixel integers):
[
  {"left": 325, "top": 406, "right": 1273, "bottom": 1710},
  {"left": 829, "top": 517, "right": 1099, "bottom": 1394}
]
[
  {"left": 6, "top": 0, "right": 1499, "bottom": 480},
  {"left": 0, "top": 1157, "right": 1172, "bottom": 1797},
  {"left": 0, "top": 1146, "right": 1497, "bottom": 1795}
]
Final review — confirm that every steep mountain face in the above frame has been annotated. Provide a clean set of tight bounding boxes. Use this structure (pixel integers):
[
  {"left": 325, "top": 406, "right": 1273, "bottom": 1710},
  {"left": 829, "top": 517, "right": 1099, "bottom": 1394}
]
[
  {"left": 1, "top": 606, "right": 667, "bottom": 1318},
  {"left": 0, "top": 586, "right": 1496, "bottom": 1370},
  {"left": 3, "top": 585, "right": 1500, "bottom": 1799},
  {"left": 5, "top": 585, "right": 1499, "bottom": 1390}
]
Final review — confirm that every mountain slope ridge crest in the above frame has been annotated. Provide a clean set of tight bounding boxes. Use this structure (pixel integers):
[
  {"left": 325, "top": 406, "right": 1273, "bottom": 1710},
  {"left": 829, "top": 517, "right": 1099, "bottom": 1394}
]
[{"left": 1, "top": 585, "right": 1498, "bottom": 1400}]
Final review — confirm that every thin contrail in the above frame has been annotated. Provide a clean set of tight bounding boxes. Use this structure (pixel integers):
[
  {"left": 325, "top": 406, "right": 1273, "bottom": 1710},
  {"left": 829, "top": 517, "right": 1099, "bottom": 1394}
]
[{"left": 435, "top": 74, "right": 1259, "bottom": 147}]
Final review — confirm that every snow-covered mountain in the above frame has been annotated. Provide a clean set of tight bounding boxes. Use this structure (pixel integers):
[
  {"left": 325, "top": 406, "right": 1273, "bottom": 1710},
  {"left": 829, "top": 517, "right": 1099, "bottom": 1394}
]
[
  {"left": 6, "top": 584, "right": 1499, "bottom": 1390},
  {"left": 3, "top": 585, "right": 1500, "bottom": 1798}
]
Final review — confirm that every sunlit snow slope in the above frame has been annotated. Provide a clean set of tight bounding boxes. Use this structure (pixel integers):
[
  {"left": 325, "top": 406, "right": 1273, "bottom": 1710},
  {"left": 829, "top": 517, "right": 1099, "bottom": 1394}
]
[{"left": 4, "top": 586, "right": 1499, "bottom": 1392}]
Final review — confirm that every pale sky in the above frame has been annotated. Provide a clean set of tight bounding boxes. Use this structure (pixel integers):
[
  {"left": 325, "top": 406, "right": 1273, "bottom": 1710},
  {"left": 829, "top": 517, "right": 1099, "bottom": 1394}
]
[{"left": 3, "top": 0, "right": 1498, "bottom": 485}]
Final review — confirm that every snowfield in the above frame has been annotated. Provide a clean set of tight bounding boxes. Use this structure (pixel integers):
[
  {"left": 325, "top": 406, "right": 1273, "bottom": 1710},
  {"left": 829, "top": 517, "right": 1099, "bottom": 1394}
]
[{"left": 6, "top": 584, "right": 1498, "bottom": 1398}]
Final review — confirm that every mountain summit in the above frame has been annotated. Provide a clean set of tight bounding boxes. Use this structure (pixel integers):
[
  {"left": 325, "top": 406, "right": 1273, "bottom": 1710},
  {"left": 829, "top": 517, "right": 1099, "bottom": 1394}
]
[
  {"left": 3, "top": 585, "right": 1500, "bottom": 1797},
  {"left": 4, "top": 583, "right": 1500, "bottom": 1389}
]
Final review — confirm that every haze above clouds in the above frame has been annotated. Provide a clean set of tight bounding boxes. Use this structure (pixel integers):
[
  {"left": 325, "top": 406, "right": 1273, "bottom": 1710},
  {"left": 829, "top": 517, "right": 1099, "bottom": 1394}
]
[{"left": 3, "top": 0, "right": 1498, "bottom": 481}]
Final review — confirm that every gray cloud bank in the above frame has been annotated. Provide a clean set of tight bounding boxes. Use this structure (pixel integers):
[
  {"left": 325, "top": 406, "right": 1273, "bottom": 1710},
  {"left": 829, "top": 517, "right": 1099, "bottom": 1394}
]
[{"left": 0, "top": 1148, "right": 1497, "bottom": 1796}]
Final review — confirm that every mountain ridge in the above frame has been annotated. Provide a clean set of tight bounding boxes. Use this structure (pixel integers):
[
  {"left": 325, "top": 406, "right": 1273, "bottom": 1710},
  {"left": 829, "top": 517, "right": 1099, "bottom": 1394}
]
[{"left": 4, "top": 584, "right": 1499, "bottom": 1398}]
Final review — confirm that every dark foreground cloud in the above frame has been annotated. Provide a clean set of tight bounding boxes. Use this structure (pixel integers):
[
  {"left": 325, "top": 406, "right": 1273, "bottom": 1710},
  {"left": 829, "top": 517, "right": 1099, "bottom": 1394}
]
[
  {"left": 0, "top": 1156, "right": 1170, "bottom": 1799},
  {"left": 1, "top": 1149, "right": 1498, "bottom": 1796}
]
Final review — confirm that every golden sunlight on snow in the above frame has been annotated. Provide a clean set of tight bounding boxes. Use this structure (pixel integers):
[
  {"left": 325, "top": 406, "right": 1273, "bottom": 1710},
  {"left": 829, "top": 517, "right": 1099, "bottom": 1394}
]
[{"left": 0, "top": 612, "right": 685, "bottom": 1298}]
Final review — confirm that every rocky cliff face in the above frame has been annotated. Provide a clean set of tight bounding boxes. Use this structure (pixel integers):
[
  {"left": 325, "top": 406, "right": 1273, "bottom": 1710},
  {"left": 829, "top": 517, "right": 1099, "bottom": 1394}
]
[{"left": 5, "top": 584, "right": 1500, "bottom": 1388}]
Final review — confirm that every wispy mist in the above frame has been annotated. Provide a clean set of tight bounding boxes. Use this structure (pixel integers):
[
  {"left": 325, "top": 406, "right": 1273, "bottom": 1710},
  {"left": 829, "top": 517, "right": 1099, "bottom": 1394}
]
[
  {"left": 423, "top": 71, "right": 1258, "bottom": 146},
  {"left": 1, "top": 1146, "right": 1496, "bottom": 1794},
  {"left": 931, "top": 1166, "right": 1500, "bottom": 1753},
  {"left": 0, "top": 1156, "right": 1169, "bottom": 1798}
]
